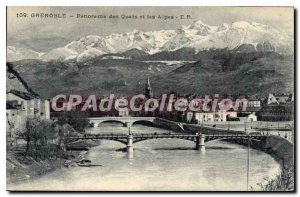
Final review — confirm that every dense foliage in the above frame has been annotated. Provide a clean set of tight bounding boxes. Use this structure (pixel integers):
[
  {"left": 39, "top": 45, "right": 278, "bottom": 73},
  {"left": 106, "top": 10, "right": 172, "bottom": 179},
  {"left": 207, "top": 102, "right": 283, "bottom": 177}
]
[
  {"left": 57, "top": 111, "right": 89, "bottom": 132},
  {"left": 256, "top": 167, "right": 294, "bottom": 191},
  {"left": 17, "top": 119, "right": 64, "bottom": 161}
]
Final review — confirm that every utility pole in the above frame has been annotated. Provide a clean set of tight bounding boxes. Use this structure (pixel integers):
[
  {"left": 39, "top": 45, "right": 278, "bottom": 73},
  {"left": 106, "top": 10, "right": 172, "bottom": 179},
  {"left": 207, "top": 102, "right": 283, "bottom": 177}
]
[
  {"left": 128, "top": 125, "right": 131, "bottom": 135},
  {"left": 228, "top": 120, "right": 230, "bottom": 130},
  {"left": 247, "top": 134, "right": 250, "bottom": 191}
]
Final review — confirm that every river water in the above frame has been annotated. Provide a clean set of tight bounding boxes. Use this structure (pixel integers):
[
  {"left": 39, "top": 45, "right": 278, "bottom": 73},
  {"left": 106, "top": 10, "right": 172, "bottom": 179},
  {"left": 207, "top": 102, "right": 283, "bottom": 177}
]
[{"left": 8, "top": 124, "right": 280, "bottom": 191}]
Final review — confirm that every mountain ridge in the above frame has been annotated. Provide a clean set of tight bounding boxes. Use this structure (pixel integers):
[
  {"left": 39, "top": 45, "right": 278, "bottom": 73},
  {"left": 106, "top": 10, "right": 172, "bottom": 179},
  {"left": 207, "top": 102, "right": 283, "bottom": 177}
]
[
  {"left": 7, "top": 20, "right": 293, "bottom": 62},
  {"left": 8, "top": 49, "right": 294, "bottom": 98}
]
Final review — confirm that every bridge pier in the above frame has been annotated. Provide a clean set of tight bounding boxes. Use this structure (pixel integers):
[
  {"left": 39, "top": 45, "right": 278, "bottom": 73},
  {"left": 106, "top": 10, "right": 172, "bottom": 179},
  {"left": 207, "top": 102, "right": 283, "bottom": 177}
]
[
  {"left": 196, "top": 133, "right": 205, "bottom": 152},
  {"left": 124, "top": 122, "right": 132, "bottom": 127},
  {"left": 127, "top": 134, "right": 133, "bottom": 153}
]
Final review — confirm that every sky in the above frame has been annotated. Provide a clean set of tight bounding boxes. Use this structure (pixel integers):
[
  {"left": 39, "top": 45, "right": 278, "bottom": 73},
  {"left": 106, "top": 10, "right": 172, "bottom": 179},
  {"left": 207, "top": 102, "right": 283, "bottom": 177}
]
[{"left": 7, "top": 6, "right": 294, "bottom": 52}]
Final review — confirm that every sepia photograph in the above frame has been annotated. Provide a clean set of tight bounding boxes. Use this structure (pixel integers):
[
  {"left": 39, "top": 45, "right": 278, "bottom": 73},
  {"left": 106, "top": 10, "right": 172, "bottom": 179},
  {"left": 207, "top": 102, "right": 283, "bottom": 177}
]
[{"left": 5, "top": 6, "right": 295, "bottom": 191}]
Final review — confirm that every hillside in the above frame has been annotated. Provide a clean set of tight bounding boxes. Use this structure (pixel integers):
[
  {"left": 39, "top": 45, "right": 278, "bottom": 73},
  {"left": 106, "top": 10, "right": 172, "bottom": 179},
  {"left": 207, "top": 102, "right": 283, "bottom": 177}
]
[
  {"left": 151, "top": 52, "right": 294, "bottom": 96},
  {"left": 8, "top": 50, "right": 294, "bottom": 99},
  {"left": 6, "top": 63, "right": 39, "bottom": 97},
  {"left": 8, "top": 58, "right": 183, "bottom": 98}
]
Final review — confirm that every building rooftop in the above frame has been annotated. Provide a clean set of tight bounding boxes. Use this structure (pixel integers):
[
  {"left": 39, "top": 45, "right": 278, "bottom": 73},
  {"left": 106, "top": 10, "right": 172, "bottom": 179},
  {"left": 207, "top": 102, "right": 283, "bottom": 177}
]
[{"left": 7, "top": 90, "right": 38, "bottom": 100}]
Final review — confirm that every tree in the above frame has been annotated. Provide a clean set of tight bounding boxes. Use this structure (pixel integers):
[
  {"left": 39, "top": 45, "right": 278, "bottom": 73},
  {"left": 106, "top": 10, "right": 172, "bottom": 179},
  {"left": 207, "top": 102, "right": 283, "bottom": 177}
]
[
  {"left": 17, "top": 118, "right": 63, "bottom": 161},
  {"left": 57, "top": 111, "right": 89, "bottom": 132}
]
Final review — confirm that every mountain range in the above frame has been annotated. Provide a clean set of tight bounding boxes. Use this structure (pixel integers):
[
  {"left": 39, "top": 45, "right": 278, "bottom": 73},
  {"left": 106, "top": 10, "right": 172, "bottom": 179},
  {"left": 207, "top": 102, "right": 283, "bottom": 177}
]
[
  {"left": 7, "top": 20, "right": 293, "bottom": 62},
  {"left": 7, "top": 20, "right": 294, "bottom": 98},
  {"left": 7, "top": 49, "right": 294, "bottom": 98}
]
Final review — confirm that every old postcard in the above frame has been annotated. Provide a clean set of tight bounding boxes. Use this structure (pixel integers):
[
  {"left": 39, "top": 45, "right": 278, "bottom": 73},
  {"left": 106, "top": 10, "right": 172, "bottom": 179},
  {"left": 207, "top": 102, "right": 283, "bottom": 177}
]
[{"left": 6, "top": 6, "right": 294, "bottom": 191}]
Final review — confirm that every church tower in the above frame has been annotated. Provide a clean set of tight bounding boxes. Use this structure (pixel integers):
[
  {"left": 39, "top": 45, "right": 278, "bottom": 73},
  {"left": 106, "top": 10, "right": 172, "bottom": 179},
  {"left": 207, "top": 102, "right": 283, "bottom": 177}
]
[{"left": 145, "top": 76, "right": 153, "bottom": 98}]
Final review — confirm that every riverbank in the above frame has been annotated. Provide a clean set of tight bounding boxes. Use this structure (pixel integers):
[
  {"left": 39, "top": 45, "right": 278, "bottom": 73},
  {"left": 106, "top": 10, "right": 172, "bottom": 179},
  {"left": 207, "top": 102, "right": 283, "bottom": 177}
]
[
  {"left": 7, "top": 139, "right": 100, "bottom": 185},
  {"left": 7, "top": 150, "right": 91, "bottom": 185},
  {"left": 7, "top": 152, "right": 66, "bottom": 184},
  {"left": 260, "top": 135, "right": 294, "bottom": 191}
]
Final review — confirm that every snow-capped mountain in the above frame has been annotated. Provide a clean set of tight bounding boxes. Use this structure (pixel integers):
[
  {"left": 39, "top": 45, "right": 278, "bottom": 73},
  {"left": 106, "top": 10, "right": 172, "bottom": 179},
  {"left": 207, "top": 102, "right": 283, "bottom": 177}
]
[
  {"left": 7, "top": 46, "right": 43, "bottom": 62},
  {"left": 7, "top": 20, "right": 293, "bottom": 62}
]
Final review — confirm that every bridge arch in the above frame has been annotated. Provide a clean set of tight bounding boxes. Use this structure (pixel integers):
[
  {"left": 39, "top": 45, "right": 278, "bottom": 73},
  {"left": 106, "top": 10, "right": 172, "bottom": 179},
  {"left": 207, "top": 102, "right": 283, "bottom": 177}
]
[
  {"left": 131, "top": 120, "right": 155, "bottom": 127},
  {"left": 97, "top": 120, "right": 127, "bottom": 127}
]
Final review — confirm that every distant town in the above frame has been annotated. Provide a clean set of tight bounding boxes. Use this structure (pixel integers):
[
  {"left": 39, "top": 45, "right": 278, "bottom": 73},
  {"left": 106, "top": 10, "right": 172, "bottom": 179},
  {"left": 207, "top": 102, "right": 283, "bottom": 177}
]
[{"left": 7, "top": 75, "right": 294, "bottom": 141}]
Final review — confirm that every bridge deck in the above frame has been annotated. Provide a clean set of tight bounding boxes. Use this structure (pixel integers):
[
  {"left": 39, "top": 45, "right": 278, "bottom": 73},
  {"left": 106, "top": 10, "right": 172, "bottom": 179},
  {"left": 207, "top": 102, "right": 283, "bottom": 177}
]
[
  {"left": 66, "top": 133, "right": 265, "bottom": 139},
  {"left": 64, "top": 133, "right": 266, "bottom": 146}
]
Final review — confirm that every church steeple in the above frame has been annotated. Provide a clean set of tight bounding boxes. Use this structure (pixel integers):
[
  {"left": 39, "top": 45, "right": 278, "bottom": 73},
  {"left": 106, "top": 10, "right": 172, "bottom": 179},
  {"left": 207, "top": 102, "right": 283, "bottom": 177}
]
[{"left": 145, "top": 76, "right": 153, "bottom": 98}]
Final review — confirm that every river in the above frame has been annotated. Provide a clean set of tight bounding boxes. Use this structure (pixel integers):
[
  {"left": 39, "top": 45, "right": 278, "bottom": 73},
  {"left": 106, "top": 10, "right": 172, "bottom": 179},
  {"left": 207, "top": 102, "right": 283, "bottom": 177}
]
[{"left": 8, "top": 124, "right": 281, "bottom": 191}]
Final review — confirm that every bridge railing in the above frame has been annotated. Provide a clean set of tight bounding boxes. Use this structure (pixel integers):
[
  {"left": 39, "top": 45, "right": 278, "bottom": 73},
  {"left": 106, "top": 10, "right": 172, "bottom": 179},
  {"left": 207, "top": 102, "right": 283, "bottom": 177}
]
[{"left": 64, "top": 132, "right": 265, "bottom": 140}]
